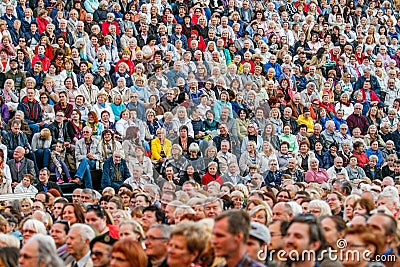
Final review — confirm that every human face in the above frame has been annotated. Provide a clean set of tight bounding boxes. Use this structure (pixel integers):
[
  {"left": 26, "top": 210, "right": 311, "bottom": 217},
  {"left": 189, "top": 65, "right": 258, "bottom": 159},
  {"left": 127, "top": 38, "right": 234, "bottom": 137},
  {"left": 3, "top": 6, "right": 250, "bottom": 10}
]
[
  {"left": 81, "top": 193, "right": 93, "bottom": 203},
  {"left": 66, "top": 227, "right": 87, "bottom": 257},
  {"left": 62, "top": 205, "right": 77, "bottom": 224},
  {"left": 251, "top": 210, "right": 267, "bottom": 225},
  {"left": 92, "top": 242, "right": 112, "bottom": 267},
  {"left": 326, "top": 194, "right": 341, "bottom": 213},
  {"left": 119, "top": 223, "right": 139, "bottom": 241},
  {"left": 341, "top": 234, "right": 371, "bottom": 267},
  {"left": 277, "top": 192, "right": 290, "bottom": 202},
  {"left": 167, "top": 235, "right": 197, "bottom": 267},
  {"left": 284, "top": 222, "right": 319, "bottom": 262},
  {"left": 145, "top": 227, "right": 168, "bottom": 258},
  {"left": 20, "top": 201, "right": 31, "bottom": 215},
  {"left": 204, "top": 200, "right": 222, "bottom": 218},
  {"left": 52, "top": 202, "right": 64, "bottom": 219},
  {"left": 212, "top": 217, "right": 240, "bottom": 259},
  {"left": 50, "top": 222, "right": 68, "bottom": 247},
  {"left": 110, "top": 251, "right": 130, "bottom": 267},
  {"left": 141, "top": 211, "right": 158, "bottom": 231},
  {"left": 19, "top": 240, "right": 40, "bottom": 267},
  {"left": 86, "top": 211, "right": 106, "bottom": 233},
  {"left": 269, "top": 223, "right": 283, "bottom": 250},
  {"left": 321, "top": 218, "right": 342, "bottom": 249},
  {"left": 353, "top": 203, "right": 367, "bottom": 216},
  {"left": 272, "top": 203, "right": 290, "bottom": 221}
]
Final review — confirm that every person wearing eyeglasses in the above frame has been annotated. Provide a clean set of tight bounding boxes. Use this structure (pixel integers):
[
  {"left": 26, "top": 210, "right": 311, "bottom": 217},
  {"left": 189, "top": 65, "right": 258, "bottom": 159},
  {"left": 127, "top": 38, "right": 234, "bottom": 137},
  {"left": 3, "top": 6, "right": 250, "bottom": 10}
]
[{"left": 19, "top": 234, "right": 64, "bottom": 267}]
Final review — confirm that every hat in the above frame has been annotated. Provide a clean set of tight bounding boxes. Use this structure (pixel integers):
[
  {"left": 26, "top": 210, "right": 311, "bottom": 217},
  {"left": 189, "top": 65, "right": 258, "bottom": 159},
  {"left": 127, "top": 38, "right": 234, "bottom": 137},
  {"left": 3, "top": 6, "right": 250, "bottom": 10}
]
[
  {"left": 10, "top": 58, "right": 18, "bottom": 64},
  {"left": 249, "top": 222, "right": 271, "bottom": 244},
  {"left": 89, "top": 233, "right": 118, "bottom": 249},
  {"left": 303, "top": 107, "right": 310, "bottom": 113}
]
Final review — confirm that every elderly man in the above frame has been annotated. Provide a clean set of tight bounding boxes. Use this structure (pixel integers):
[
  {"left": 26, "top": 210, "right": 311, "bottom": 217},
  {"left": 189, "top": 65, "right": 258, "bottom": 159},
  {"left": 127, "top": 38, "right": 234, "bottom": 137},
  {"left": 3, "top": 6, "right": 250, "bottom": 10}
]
[
  {"left": 74, "top": 126, "right": 102, "bottom": 188},
  {"left": 101, "top": 151, "right": 130, "bottom": 190},
  {"left": 204, "top": 197, "right": 224, "bottom": 218},
  {"left": 19, "top": 234, "right": 64, "bottom": 267},
  {"left": 3, "top": 119, "right": 32, "bottom": 160},
  {"left": 221, "top": 162, "right": 243, "bottom": 185},
  {"left": 326, "top": 157, "right": 349, "bottom": 180},
  {"left": 346, "top": 103, "right": 369, "bottom": 136},
  {"left": 217, "top": 140, "right": 238, "bottom": 175},
  {"left": 321, "top": 120, "right": 341, "bottom": 150},
  {"left": 66, "top": 224, "right": 95, "bottom": 267},
  {"left": 7, "top": 146, "right": 35, "bottom": 188},
  {"left": 300, "top": 82, "right": 320, "bottom": 107},
  {"left": 77, "top": 73, "right": 99, "bottom": 107}
]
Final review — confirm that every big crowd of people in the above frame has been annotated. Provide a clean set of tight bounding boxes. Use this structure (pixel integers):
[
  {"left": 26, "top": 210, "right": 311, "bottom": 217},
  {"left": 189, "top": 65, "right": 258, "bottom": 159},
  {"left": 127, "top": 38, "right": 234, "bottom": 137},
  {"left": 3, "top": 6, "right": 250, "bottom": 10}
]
[{"left": 0, "top": 0, "right": 398, "bottom": 266}]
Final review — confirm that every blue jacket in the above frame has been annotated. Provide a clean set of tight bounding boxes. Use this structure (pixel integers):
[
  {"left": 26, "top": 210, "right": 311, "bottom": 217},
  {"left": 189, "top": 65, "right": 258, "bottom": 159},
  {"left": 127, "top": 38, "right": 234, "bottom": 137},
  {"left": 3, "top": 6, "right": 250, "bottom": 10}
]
[
  {"left": 17, "top": 97, "right": 42, "bottom": 124},
  {"left": 333, "top": 116, "right": 349, "bottom": 133},
  {"left": 101, "top": 157, "right": 131, "bottom": 189},
  {"left": 366, "top": 148, "right": 384, "bottom": 168},
  {"left": 263, "top": 62, "right": 282, "bottom": 79},
  {"left": 262, "top": 169, "right": 282, "bottom": 186}
]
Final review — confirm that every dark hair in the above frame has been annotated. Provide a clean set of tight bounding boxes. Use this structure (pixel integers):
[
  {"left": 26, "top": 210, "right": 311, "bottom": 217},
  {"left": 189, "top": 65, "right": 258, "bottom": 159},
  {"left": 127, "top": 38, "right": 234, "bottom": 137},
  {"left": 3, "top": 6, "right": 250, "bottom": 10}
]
[
  {"left": 287, "top": 214, "right": 326, "bottom": 253},
  {"left": 61, "top": 203, "right": 85, "bottom": 223},
  {"left": 214, "top": 210, "right": 250, "bottom": 243},
  {"left": 142, "top": 206, "right": 165, "bottom": 223}
]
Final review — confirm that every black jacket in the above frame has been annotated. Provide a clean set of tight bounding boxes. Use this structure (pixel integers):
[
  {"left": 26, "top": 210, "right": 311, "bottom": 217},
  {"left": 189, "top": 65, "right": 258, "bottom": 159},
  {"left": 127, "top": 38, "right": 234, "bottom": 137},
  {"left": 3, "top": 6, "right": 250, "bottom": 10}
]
[
  {"left": 35, "top": 181, "right": 63, "bottom": 195},
  {"left": 48, "top": 121, "right": 75, "bottom": 146}
]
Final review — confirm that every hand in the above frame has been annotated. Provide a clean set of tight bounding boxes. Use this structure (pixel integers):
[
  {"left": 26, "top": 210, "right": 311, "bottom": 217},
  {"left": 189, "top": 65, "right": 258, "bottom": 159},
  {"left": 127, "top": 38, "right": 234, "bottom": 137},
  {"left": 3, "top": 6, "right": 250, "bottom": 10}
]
[
  {"left": 38, "top": 122, "right": 45, "bottom": 127},
  {"left": 58, "top": 167, "right": 62, "bottom": 174},
  {"left": 12, "top": 182, "right": 18, "bottom": 188}
]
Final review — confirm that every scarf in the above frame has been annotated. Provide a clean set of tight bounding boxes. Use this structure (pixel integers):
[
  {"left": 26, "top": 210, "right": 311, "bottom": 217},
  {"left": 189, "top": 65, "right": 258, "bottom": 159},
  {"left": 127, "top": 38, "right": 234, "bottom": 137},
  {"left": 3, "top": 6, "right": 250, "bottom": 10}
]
[{"left": 38, "top": 54, "right": 44, "bottom": 59}]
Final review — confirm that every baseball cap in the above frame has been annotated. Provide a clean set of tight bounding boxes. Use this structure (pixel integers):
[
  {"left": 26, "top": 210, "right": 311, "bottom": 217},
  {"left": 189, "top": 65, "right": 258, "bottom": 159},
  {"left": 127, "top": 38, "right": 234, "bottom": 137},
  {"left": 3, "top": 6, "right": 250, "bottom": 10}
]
[{"left": 249, "top": 222, "right": 271, "bottom": 244}]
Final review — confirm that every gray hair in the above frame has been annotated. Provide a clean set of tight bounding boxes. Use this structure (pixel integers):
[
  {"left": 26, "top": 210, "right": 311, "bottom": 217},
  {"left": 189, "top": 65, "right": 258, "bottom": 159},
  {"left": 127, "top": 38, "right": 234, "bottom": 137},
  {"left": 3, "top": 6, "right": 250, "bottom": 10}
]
[
  {"left": 308, "top": 200, "right": 332, "bottom": 216},
  {"left": 70, "top": 223, "right": 95, "bottom": 242},
  {"left": 23, "top": 219, "right": 46, "bottom": 235},
  {"left": 149, "top": 224, "right": 171, "bottom": 239},
  {"left": 26, "top": 234, "right": 64, "bottom": 267}
]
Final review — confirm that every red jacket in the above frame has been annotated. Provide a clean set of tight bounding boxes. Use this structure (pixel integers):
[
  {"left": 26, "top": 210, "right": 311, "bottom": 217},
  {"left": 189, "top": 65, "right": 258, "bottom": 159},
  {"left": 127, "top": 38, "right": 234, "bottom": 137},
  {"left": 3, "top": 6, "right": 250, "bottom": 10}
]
[
  {"left": 201, "top": 172, "right": 223, "bottom": 186},
  {"left": 32, "top": 55, "right": 50, "bottom": 72},
  {"left": 188, "top": 36, "right": 206, "bottom": 52},
  {"left": 360, "top": 88, "right": 380, "bottom": 103},
  {"left": 36, "top": 17, "right": 50, "bottom": 34},
  {"left": 352, "top": 150, "right": 369, "bottom": 167},
  {"left": 115, "top": 59, "right": 135, "bottom": 75},
  {"left": 102, "top": 21, "right": 120, "bottom": 35}
]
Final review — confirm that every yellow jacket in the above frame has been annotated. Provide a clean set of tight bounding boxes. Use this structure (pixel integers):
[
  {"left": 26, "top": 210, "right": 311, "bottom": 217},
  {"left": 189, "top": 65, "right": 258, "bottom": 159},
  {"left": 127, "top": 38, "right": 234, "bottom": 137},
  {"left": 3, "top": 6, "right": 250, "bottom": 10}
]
[
  {"left": 150, "top": 138, "right": 172, "bottom": 160},
  {"left": 297, "top": 115, "right": 315, "bottom": 133}
]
